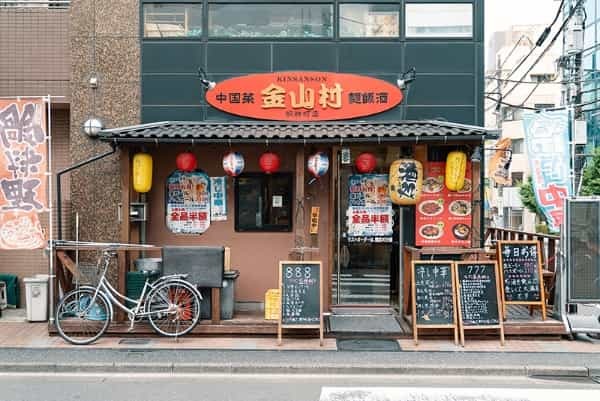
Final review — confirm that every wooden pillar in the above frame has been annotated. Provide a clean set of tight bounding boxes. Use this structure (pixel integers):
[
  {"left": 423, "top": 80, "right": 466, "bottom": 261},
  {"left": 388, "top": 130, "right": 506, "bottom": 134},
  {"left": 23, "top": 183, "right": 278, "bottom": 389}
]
[
  {"left": 294, "top": 146, "right": 306, "bottom": 259},
  {"left": 118, "top": 147, "right": 130, "bottom": 322}
]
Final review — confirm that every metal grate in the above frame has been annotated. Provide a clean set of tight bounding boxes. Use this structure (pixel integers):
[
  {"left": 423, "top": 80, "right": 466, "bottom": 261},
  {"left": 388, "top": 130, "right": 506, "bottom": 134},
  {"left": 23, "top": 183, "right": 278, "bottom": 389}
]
[{"left": 567, "top": 199, "right": 600, "bottom": 302}]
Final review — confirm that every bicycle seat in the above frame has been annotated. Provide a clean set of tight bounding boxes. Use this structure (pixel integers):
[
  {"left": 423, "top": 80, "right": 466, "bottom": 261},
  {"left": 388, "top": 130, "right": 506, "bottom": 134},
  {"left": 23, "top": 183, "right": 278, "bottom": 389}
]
[{"left": 160, "top": 273, "right": 189, "bottom": 280}]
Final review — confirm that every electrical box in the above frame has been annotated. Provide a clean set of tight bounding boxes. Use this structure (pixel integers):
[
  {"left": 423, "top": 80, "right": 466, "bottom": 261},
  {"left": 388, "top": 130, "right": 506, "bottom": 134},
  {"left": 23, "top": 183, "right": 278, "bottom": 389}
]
[{"left": 118, "top": 202, "right": 148, "bottom": 222}]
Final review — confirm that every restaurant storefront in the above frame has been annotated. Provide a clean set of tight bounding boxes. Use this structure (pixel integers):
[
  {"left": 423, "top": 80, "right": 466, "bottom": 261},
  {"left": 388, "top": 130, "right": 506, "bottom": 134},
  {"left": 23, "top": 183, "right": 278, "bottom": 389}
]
[{"left": 59, "top": 0, "right": 561, "bottom": 336}]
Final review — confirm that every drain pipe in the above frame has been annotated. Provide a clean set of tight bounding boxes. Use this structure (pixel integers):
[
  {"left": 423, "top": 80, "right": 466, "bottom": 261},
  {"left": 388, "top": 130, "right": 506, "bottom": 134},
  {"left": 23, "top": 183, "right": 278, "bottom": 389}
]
[{"left": 56, "top": 143, "right": 118, "bottom": 240}]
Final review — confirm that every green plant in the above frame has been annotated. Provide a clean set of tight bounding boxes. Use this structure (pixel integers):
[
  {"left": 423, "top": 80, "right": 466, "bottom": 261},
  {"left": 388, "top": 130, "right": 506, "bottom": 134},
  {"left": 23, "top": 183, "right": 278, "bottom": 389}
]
[
  {"left": 580, "top": 147, "right": 600, "bottom": 196},
  {"left": 519, "top": 176, "right": 546, "bottom": 223}
]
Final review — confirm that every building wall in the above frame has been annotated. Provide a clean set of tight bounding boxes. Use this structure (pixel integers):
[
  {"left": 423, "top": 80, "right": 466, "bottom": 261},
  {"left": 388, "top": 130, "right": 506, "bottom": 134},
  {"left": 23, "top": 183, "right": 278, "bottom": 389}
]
[
  {"left": 0, "top": 7, "right": 70, "bottom": 102},
  {"left": 582, "top": 0, "right": 600, "bottom": 149},
  {"left": 141, "top": 144, "right": 331, "bottom": 302},
  {"left": 69, "top": 0, "right": 140, "bottom": 246},
  {"left": 141, "top": 0, "right": 485, "bottom": 126}
]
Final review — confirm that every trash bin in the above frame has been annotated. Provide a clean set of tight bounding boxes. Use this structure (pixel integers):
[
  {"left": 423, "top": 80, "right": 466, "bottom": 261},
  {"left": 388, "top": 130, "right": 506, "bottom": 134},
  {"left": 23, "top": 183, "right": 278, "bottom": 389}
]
[
  {"left": 198, "top": 270, "right": 240, "bottom": 320},
  {"left": 24, "top": 274, "right": 49, "bottom": 322},
  {"left": 0, "top": 274, "right": 19, "bottom": 308}
]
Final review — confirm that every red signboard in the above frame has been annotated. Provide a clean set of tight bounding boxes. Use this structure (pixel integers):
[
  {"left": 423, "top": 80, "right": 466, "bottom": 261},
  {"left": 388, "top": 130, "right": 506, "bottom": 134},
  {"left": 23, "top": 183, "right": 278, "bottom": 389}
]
[
  {"left": 205, "top": 71, "right": 403, "bottom": 121},
  {"left": 415, "top": 162, "right": 473, "bottom": 247}
]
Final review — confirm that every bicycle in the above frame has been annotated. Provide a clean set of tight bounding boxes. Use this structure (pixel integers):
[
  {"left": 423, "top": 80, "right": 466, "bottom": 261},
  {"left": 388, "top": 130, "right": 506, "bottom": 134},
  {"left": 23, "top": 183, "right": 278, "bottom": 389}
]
[{"left": 54, "top": 243, "right": 202, "bottom": 345}]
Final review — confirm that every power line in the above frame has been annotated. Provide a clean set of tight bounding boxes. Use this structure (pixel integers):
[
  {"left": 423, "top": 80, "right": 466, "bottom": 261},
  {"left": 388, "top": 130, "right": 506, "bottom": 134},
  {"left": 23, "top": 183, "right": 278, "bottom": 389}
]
[
  {"left": 499, "top": 0, "right": 566, "bottom": 84},
  {"left": 486, "top": 0, "right": 584, "bottom": 113},
  {"left": 484, "top": 96, "right": 600, "bottom": 112}
]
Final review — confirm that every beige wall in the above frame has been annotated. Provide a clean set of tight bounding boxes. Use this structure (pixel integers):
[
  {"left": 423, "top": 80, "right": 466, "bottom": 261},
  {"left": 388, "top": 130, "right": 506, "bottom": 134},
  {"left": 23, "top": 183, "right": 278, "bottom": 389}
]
[{"left": 140, "top": 144, "right": 331, "bottom": 303}]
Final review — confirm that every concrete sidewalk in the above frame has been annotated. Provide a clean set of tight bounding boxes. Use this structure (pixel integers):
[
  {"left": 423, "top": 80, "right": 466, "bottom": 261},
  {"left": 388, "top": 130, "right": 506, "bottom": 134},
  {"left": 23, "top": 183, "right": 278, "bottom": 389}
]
[{"left": 1, "top": 321, "right": 600, "bottom": 377}]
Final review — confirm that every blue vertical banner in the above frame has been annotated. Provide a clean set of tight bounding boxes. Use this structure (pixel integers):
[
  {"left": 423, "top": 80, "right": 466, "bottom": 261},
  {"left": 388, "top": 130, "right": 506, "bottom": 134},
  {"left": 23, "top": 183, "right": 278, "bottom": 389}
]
[{"left": 522, "top": 110, "right": 572, "bottom": 232}]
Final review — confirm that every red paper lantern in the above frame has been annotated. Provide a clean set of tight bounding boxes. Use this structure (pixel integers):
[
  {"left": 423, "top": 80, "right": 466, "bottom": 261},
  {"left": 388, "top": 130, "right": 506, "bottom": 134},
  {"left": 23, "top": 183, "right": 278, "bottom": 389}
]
[
  {"left": 355, "top": 152, "right": 377, "bottom": 173},
  {"left": 259, "top": 152, "right": 280, "bottom": 174},
  {"left": 176, "top": 152, "right": 197, "bottom": 172}
]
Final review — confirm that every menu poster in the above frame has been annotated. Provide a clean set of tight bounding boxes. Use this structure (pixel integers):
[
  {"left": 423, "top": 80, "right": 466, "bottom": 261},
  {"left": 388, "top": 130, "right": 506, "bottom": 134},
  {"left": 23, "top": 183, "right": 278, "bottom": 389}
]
[
  {"left": 210, "top": 176, "right": 227, "bottom": 221},
  {"left": 346, "top": 174, "right": 393, "bottom": 241},
  {"left": 415, "top": 162, "right": 472, "bottom": 247},
  {"left": 166, "top": 170, "right": 211, "bottom": 234}
]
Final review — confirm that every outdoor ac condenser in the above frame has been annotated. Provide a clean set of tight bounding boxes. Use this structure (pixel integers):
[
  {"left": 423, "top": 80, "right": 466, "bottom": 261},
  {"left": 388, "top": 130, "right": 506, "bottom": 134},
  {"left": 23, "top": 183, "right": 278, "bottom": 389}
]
[{"left": 561, "top": 197, "right": 600, "bottom": 334}]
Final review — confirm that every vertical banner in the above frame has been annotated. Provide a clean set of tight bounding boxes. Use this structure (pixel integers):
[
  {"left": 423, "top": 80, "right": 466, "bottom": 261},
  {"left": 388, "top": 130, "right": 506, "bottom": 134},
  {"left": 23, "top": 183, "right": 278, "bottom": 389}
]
[
  {"left": 166, "top": 170, "right": 211, "bottom": 234},
  {"left": 346, "top": 174, "right": 393, "bottom": 242},
  {"left": 210, "top": 176, "right": 227, "bottom": 221},
  {"left": 0, "top": 99, "right": 48, "bottom": 249},
  {"left": 416, "top": 162, "right": 472, "bottom": 247},
  {"left": 523, "top": 110, "right": 571, "bottom": 232},
  {"left": 487, "top": 137, "right": 512, "bottom": 186}
]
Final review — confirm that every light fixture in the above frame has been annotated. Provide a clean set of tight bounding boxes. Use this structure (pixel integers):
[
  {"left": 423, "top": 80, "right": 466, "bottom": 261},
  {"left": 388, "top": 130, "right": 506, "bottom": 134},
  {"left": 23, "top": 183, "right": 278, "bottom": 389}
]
[
  {"left": 397, "top": 67, "right": 416, "bottom": 89},
  {"left": 82, "top": 118, "right": 104, "bottom": 137},
  {"left": 198, "top": 67, "right": 216, "bottom": 90},
  {"left": 471, "top": 146, "right": 513, "bottom": 170}
]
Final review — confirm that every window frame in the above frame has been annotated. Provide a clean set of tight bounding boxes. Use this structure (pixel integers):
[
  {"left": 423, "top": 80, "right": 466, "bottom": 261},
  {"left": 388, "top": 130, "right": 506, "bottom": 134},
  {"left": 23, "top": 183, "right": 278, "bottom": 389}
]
[
  {"left": 142, "top": 2, "right": 204, "bottom": 39},
  {"left": 338, "top": 3, "right": 401, "bottom": 40},
  {"left": 207, "top": 3, "right": 334, "bottom": 39},
  {"left": 234, "top": 172, "right": 294, "bottom": 232},
  {"left": 404, "top": 2, "right": 474, "bottom": 40}
]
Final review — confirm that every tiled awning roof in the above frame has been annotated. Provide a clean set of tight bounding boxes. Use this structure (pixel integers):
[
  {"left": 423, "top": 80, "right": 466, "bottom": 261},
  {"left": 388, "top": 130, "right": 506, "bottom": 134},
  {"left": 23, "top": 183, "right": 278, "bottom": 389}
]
[{"left": 97, "top": 120, "right": 498, "bottom": 144}]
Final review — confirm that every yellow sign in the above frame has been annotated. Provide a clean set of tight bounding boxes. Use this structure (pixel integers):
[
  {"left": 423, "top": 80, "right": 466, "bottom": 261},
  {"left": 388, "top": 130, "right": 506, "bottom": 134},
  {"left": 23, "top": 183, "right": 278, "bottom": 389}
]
[
  {"left": 264, "top": 289, "right": 280, "bottom": 320},
  {"left": 310, "top": 206, "right": 320, "bottom": 234}
]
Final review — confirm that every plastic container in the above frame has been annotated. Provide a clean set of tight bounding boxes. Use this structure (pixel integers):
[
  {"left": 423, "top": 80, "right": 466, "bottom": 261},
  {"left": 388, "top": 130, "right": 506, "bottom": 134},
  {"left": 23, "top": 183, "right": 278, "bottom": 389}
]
[
  {"left": 0, "top": 281, "right": 7, "bottom": 310},
  {"left": 24, "top": 274, "right": 49, "bottom": 322},
  {"left": 0, "top": 274, "right": 19, "bottom": 308},
  {"left": 198, "top": 270, "right": 240, "bottom": 320},
  {"left": 134, "top": 258, "right": 163, "bottom": 275}
]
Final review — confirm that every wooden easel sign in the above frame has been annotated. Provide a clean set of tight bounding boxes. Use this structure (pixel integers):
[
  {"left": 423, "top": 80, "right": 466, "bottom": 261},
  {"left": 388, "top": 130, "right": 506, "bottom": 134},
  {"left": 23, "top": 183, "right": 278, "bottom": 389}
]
[
  {"left": 497, "top": 241, "right": 546, "bottom": 320},
  {"left": 454, "top": 261, "right": 505, "bottom": 346},
  {"left": 411, "top": 261, "right": 458, "bottom": 345},
  {"left": 277, "top": 261, "right": 323, "bottom": 346}
]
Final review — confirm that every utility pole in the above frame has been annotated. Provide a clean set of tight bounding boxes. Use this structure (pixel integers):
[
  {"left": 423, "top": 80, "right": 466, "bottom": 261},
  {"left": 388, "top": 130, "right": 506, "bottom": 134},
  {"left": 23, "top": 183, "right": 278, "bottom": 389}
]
[{"left": 562, "top": 0, "right": 585, "bottom": 195}]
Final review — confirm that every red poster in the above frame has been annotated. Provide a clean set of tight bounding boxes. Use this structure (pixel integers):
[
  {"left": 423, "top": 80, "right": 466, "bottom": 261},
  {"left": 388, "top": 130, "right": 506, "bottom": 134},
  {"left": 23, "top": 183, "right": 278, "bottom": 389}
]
[{"left": 415, "top": 162, "right": 472, "bottom": 247}]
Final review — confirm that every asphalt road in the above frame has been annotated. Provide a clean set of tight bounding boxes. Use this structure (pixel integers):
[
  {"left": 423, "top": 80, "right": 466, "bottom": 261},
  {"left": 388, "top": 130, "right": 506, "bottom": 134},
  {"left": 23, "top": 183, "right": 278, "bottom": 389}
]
[{"left": 0, "top": 373, "right": 598, "bottom": 401}]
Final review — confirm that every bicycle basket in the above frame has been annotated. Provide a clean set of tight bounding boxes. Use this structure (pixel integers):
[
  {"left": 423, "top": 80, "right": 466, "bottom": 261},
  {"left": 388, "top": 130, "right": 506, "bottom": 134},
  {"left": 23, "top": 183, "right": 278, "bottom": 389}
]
[{"left": 73, "top": 263, "right": 100, "bottom": 286}]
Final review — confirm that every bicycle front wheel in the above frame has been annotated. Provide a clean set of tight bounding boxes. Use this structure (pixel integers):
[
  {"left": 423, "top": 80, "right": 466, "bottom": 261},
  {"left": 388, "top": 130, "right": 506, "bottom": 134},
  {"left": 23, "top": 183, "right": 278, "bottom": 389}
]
[
  {"left": 146, "top": 281, "right": 201, "bottom": 337},
  {"left": 55, "top": 288, "right": 111, "bottom": 345}
]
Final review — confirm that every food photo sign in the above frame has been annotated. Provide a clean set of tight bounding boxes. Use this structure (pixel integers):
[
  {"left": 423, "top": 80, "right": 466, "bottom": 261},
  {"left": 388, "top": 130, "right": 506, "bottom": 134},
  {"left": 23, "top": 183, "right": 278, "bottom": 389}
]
[
  {"left": 346, "top": 174, "right": 393, "bottom": 242},
  {"left": 415, "top": 162, "right": 472, "bottom": 247},
  {"left": 166, "top": 170, "right": 211, "bottom": 234}
]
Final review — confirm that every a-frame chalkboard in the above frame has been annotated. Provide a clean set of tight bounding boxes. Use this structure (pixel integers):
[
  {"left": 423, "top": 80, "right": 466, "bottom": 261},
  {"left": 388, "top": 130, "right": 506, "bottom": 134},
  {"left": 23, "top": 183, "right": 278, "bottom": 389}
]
[
  {"left": 497, "top": 241, "right": 546, "bottom": 321},
  {"left": 411, "top": 261, "right": 458, "bottom": 345},
  {"left": 278, "top": 261, "right": 323, "bottom": 346},
  {"left": 454, "top": 261, "right": 505, "bottom": 346}
]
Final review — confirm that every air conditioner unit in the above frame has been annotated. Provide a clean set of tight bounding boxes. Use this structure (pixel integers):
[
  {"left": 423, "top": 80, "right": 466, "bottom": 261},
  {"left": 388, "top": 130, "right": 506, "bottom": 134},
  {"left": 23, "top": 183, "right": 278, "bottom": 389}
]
[{"left": 562, "top": 197, "right": 600, "bottom": 334}]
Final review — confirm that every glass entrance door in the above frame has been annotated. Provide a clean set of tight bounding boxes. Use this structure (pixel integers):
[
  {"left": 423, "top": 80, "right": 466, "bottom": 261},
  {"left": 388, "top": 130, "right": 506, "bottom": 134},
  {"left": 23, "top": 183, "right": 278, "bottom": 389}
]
[{"left": 332, "top": 148, "right": 399, "bottom": 306}]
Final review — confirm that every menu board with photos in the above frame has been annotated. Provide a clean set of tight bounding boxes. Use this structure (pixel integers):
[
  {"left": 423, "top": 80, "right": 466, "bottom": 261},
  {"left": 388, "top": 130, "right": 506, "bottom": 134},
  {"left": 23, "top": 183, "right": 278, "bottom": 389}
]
[
  {"left": 415, "top": 162, "right": 472, "bottom": 247},
  {"left": 346, "top": 174, "right": 393, "bottom": 242}
]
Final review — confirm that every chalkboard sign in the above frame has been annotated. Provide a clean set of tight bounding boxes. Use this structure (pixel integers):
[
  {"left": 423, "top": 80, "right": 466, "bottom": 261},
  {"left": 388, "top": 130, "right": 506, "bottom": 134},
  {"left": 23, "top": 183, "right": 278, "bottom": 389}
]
[
  {"left": 278, "top": 261, "right": 323, "bottom": 346},
  {"left": 411, "top": 261, "right": 458, "bottom": 345},
  {"left": 497, "top": 241, "right": 546, "bottom": 320},
  {"left": 454, "top": 262, "right": 505, "bottom": 346}
]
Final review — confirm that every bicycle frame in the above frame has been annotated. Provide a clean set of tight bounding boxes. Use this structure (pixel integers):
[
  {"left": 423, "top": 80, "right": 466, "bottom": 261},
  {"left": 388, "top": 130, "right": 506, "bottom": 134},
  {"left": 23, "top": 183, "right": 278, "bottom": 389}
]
[{"left": 81, "top": 249, "right": 195, "bottom": 329}]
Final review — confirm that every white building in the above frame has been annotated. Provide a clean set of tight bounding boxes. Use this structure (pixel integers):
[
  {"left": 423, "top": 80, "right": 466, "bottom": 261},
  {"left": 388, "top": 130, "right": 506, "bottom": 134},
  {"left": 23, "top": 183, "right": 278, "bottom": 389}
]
[{"left": 485, "top": 24, "right": 562, "bottom": 232}]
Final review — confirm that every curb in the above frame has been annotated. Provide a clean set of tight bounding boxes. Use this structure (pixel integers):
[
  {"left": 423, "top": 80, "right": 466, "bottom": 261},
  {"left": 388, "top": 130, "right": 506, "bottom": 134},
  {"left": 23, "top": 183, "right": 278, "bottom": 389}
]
[{"left": 0, "top": 362, "right": 593, "bottom": 377}]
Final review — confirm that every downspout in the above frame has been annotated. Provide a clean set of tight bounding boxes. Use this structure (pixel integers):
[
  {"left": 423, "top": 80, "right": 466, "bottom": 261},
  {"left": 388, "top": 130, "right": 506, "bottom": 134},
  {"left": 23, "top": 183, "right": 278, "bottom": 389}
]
[
  {"left": 480, "top": 137, "right": 486, "bottom": 248},
  {"left": 56, "top": 143, "right": 118, "bottom": 240}
]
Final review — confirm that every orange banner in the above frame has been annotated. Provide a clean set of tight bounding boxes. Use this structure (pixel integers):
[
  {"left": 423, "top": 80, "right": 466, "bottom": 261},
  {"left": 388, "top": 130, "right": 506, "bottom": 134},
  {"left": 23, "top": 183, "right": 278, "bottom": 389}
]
[
  {"left": 0, "top": 99, "right": 48, "bottom": 211},
  {"left": 0, "top": 210, "right": 46, "bottom": 250},
  {"left": 488, "top": 138, "right": 512, "bottom": 186},
  {"left": 206, "top": 72, "right": 403, "bottom": 121}
]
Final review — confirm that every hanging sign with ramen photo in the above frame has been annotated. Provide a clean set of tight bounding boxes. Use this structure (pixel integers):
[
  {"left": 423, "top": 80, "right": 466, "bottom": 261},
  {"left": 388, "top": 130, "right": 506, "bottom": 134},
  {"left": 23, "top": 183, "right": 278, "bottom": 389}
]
[{"left": 416, "top": 161, "right": 472, "bottom": 247}]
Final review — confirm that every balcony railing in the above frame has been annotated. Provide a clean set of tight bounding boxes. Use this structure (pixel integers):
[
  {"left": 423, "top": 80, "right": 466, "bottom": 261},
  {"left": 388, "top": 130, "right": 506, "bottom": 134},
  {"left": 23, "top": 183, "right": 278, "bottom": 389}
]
[
  {"left": 0, "top": 1, "right": 69, "bottom": 8},
  {"left": 484, "top": 227, "right": 560, "bottom": 273}
]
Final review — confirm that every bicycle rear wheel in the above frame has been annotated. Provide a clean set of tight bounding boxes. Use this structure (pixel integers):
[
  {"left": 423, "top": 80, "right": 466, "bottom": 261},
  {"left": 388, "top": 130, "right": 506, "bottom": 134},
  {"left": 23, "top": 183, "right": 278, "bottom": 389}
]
[
  {"left": 146, "top": 281, "right": 201, "bottom": 337},
  {"left": 55, "top": 288, "right": 111, "bottom": 345}
]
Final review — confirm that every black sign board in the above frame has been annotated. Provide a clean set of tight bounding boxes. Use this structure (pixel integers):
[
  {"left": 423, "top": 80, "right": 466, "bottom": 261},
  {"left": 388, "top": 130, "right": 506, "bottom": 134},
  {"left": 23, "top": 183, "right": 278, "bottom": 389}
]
[
  {"left": 454, "top": 261, "right": 505, "bottom": 346},
  {"left": 278, "top": 261, "right": 323, "bottom": 346},
  {"left": 498, "top": 241, "right": 542, "bottom": 301},
  {"left": 497, "top": 241, "right": 546, "bottom": 320},
  {"left": 455, "top": 262, "right": 500, "bottom": 326},
  {"left": 411, "top": 261, "right": 458, "bottom": 345}
]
